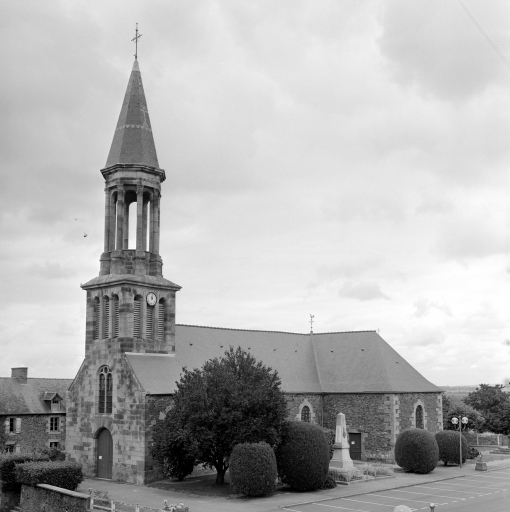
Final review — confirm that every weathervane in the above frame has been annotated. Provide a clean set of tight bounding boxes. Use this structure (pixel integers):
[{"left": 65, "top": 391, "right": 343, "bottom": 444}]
[
  {"left": 131, "top": 23, "right": 142, "bottom": 60},
  {"left": 310, "top": 314, "right": 315, "bottom": 334}
]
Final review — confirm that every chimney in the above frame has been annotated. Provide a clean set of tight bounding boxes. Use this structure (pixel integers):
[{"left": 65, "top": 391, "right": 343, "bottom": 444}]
[{"left": 11, "top": 367, "right": 28, "bottom": 384}]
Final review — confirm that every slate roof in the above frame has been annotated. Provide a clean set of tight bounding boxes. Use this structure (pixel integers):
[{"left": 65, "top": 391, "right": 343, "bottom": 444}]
[
  {"left": 0, "top": 378, "right": 72, "bottom": 415},
  {"left": 125, "top": 325, "right": 441, "bottom": 395},
  {"left": 105, "top": 60, "right": 160, "bottom": 169}
]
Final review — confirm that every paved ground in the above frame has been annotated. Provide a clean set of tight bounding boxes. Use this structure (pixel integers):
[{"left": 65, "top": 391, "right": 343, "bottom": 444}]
[
  {"left": 78, "top": 458, "right": 510, "bottom": 512},
  {"left": 283, "top": 468, "right": 510, "bottom": 512}
]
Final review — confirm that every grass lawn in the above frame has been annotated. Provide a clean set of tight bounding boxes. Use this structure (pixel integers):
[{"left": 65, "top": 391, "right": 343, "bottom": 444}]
[{"left": 148, "top": 472, "right": 298, "bottom": 498}]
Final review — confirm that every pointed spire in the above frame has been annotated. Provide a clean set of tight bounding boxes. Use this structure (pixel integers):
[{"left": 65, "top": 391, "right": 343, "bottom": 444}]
[{"left": 105, "top": 60, "right": 160, "bottom": 169}]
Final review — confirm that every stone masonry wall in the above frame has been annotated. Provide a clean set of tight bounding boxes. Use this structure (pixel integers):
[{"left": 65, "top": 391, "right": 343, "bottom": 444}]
[
  {"left": 286, "top": 394, "right": 323, "bottom": 425},
  {"left": 66, "top": 339, "right": 148, "bottom": 485},
  {"left": 2, "top": 414, "right": 66, "bottom": 454},
  {"left": 398, "top": 392, "right": 442, "bottom": 434},
  {"left": 323, "top": 394, "right": 392, "bottom": 460}
]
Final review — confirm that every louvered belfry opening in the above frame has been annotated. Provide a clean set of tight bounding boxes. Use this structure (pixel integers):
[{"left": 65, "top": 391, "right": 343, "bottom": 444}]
[
  {"left": 103, "top": 297, "right": 110, "bottom": 339},
  {"left": 98, "top": 366, "right": 112, "bottom": 414},
  {"left": 133, "top": 296, "right": 142, "bottom": 337},
  {"left": 93, "top": 298, "right": 100, "bottom": 340},
  {"left": 112, "top": 295, "right": 120, "bottom": 338},
  {"left": 146, "top": 305, "right": 154, "bottom": 339},
  {"left": 157, "top": 299, "right": 165, "bottom": 341}
]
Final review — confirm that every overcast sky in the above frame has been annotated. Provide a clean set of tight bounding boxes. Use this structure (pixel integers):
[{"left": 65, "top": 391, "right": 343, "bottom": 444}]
[{"left": 1, "top": 0, "right": 509, "bottom": 387}]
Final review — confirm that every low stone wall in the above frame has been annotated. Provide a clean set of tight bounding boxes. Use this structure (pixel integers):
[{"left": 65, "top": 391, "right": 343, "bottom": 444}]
[
  {"left": 20, "top": 484, "right": 90, "bottom": 512},
  {"left": 464, "top": 433, "right": 508, "bottom": 446}
]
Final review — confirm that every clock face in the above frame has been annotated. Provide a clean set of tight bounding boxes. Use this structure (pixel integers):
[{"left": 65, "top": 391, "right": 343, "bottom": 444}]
[{"left": 146, "top": 293, "right": 157, "bottom": 306}]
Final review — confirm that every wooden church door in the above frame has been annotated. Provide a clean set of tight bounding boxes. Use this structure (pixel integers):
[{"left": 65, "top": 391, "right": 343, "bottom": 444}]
[{"left": 97, "top": 428, "right": 113, "bottom": 479}]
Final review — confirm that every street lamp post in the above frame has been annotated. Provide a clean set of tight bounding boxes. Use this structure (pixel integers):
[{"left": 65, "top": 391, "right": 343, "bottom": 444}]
[{"left": 451, "top": 416, "right": 468, "bottom": 468}]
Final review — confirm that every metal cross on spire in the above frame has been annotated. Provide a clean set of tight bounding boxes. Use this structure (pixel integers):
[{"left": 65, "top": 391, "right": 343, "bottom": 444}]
[
  {"left": 310, "top": 314, "right": 315, "bottom": 334},
  {"left": 132, "top": 23, "right": 142, "bottom": 60}
]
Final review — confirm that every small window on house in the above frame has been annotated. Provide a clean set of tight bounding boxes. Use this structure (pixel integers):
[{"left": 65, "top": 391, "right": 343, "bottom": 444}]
[
  {"left": 98, "top": 366, "right": 113, "bottom": 414},
  {"left": 51, "top": 399, "right": 60, "bottom": 412},
  {"left": 301, "top": 405, "right": 311, "bottom": 422},
  {"left": 5, "top": 445, "right": 14, "bottom": 454},
  {"left": 416, "top": 405, "right": 424, "bottom": 429},
  {"left": 93, "top": 297, "right": 100, "bottom": 340},
  {"left": 9, "top": 418, "right": 15, "bottom": 432},
  {"left": 50, "top": 417, "right": 59, "bottom": 432},
  {"left": 103, "top": 296, "right": 110, "bottom": 339},
  {"left": 49, "top": 442, "right": 60, "bottom": 449},
  {"left": 133, "top": 296, "right": 142, "bottom": 337}
]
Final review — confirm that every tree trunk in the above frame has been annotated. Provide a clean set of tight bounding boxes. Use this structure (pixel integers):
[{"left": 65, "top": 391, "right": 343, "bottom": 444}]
[{"left": 215, "top": 467, "right": 226, "bottom": 485}]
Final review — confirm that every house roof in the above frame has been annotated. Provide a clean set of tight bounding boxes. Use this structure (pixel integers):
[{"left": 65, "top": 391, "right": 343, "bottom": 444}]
[
  {"left": 0, "top": 378, "right": 72, "bottom": 415},
  {"left": 125, "top": 325, "right": 441, "bottom": 395},
  {"left": 105, "top": 60, "right": 160, "bottom": 169}
]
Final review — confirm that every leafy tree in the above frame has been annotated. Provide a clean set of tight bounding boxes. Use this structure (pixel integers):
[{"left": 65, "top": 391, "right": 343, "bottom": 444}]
[
  {"left": 152, "top": 347, "right": 288, "bottom": 485},
  {"left": 443, "top": 395, "right": 484, "bottom": 432},
  {"left": 465, "top": 384, "right": 510, "bottom": 434}
]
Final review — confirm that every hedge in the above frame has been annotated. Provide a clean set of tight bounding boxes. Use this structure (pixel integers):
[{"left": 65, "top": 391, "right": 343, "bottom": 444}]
[
  {"left": 230, "top": 442, "right": 277, "bottom": 496},
  {"left": 0, "top": 454, "right": 50, "bottom": 491},
  {"left": 435, "top": 430, "right": 467, "bottom": 466},
  {"left": 15, "top": 461, "right": 83, "bottom": 491},
  {"left": 276, "top": 421, "right": 330, "bottom": 492},
  {"left": 395, "top": 429, "right": 439, "bottom": 474}
]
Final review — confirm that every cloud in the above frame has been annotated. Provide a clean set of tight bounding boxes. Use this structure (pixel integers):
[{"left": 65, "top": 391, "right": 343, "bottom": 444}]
[
  {"left": 378, "top": 0, "right": 510, "bottom": 101},
  {"left": 413, "top": 298, "right": 452, "bottom": 318},
  {"left": 26, "top": 262, "right": 74, "bottom": 279},
  {"left": 338, "top": 281, "right": 390, "bottom": 301},
  {"left": 434, "top": 216, "right": 508, "bottom": 261}
]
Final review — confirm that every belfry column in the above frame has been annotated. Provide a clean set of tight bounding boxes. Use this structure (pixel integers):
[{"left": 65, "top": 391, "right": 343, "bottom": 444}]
[
  {"left": 122, "top": 200, "right": 129, "bottom": 249},
  {"left": 142, "top": 198, "right": 148, "bottom": 251},
  {"left": 109, "top": 191, "right": 116, "bottom": 252},
  {"left": 153, "top": 191, "right": 160, "bottom": 255},
  {"left": 116, "top": 186, "right": 125, "bottom": 250},
  {"left": 134, "top": 185, "right": 146, "bottom": 275},
  {"left": 104, "top": 188, "right": 111, "bottom": 252},
  {"left": 136, "top": 185, "right": 144, "bottom": 251}
]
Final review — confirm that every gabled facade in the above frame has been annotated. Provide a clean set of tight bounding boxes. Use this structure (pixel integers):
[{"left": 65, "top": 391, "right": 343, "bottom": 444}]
[{"left": 0, "top": 368, "right": 70, "bottom": 454}]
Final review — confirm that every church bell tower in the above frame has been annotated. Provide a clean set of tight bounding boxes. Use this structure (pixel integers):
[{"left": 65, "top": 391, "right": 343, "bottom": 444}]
[{"left": 81, "top": 59, "right": 180, "bottom": 354}]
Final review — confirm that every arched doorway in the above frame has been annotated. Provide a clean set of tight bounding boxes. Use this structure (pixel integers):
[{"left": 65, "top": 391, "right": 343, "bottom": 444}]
[{"left": 97, "top": 428, "right": 113, "bottom": 479}]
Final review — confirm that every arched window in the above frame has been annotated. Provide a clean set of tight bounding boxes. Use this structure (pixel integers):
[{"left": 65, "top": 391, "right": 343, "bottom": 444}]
[
  {"left": 98, "top": 366, "right": 112, "bottom": 414},
  {"left": 157, "top": 299, "right": 165, "bottom": 341},
  {"left": 103, "top": 297, "right": 110, "bottom": 339},
  {"left": 416, "top": 405, "right": 424, "bottom": 429},
  {"left": 93, "top": 297, "right": 100, "bottom": 340},
  {"left": 301, "top": 405, "right": 311, "bottom": 422},
  {"left": 133, "top": 296, "right": 142, "bottom": 337},
  {"left": 112, "top": 294, "right": 120, "bottom": 338},
  {"left": 146, "top": 304, "right": 154, "bottom": 339}
]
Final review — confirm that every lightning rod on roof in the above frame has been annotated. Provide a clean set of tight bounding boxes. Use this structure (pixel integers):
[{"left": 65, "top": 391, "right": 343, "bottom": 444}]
[{"left": 310, "top": 314, "right": 314, "bottom": 334}]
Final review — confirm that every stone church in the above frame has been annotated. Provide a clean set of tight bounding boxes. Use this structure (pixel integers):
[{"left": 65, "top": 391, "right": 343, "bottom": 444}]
[{"left": 66, "top": 60, "right": 443, "bottom": 484}]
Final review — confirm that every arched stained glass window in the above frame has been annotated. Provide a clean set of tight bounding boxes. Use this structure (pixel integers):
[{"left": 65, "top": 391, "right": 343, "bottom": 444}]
[
  {"left": 301, "top": 405, "right": 311, "bottom": 422},
  {"left": 416, "top": 405, "right": 424, "bottom": 429}
]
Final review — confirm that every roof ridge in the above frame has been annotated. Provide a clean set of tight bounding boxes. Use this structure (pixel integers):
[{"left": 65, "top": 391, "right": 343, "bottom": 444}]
[
  {"left": 0, "top": 377, "right": 74, "bottom": 381},
  {"left": 176, "top": 324, "right": 377, "bottom": 335}
]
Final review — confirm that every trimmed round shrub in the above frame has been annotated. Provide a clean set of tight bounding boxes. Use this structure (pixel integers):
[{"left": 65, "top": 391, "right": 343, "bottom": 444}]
[
  {"left": 394, "top": 429, "right": 439, "bottom": 474},
  {"left": 229, "top": 442, "right": 277, "bottom": 496},
  {"left": 322, "top": 428, "right": 335, "bottom": 460},
  {"left": 276, "top": 421, "right": 330, "bottom": 492},
  {"left": 435, "top": 430, "right": 467, "bottom": 465},
  {"left": 15, "top": 461, "right": 83, "bottom": 491}
]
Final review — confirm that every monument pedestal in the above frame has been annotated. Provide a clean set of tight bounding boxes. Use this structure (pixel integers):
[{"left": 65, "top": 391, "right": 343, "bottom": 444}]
[{"left": 329, "top": 412, "right": 354, "bottom": 469}]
